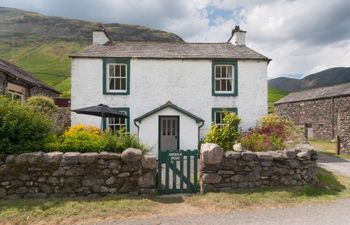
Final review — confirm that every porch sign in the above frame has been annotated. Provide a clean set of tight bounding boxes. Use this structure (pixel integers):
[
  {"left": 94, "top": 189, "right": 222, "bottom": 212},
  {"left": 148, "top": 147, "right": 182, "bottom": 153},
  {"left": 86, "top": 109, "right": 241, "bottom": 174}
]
[{"left": 158, "top": 149, "right": 198, "bottom": 194}]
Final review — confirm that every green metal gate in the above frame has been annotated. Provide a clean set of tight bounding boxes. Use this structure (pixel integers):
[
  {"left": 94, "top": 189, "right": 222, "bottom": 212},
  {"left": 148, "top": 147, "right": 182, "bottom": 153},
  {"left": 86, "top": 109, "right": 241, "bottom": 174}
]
[{"left": 158, "top": 149, "right": 198, "bottom": 194}]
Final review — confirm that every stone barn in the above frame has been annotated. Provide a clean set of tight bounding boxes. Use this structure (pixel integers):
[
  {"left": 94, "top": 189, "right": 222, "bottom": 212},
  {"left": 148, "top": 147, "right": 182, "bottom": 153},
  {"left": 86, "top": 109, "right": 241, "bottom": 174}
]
[{"left": 274, "top": 83, "right": 350, "bottom": 154}]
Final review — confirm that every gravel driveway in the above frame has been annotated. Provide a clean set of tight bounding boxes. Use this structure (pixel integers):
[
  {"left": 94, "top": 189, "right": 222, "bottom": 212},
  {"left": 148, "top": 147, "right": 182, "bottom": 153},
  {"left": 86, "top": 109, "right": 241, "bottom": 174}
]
[
  {"left": 318, "top": 153, "right": 350, "bottom": 177},
  {"left": 95, "top": 199, "right": 350, "bottom": 225}
]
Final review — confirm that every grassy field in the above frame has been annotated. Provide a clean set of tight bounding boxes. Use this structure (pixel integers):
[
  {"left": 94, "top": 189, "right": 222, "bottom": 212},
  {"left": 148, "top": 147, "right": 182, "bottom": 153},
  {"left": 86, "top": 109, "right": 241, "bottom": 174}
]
[
  {"left": 0, "top": 41, "right": 85, "bottom": 94},
  {"left": 309, "top": 139, "right": 350, "bottom": 160},
  {"left": 268, "top": 87, "right": 288, "bottom": 113},
  {"left": 0, "top": 168, "right": 349, "bottom": 225}
]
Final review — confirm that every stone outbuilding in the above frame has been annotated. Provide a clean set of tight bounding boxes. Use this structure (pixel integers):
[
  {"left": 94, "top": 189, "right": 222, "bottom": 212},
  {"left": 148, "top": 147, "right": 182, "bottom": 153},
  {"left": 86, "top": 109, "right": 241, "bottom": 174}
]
[
  {"left": 274, "top": 83, "right": 350, "bottom": 154},
  {"left": 0, "top": 59, "right": 60, "bottom": 102}
]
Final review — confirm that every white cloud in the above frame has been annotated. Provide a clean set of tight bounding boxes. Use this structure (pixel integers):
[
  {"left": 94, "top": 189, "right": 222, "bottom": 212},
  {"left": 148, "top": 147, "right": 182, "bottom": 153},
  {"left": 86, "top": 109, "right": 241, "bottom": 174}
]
[{"left": 1, "top": 0, "right": 350, "bottom": 78}]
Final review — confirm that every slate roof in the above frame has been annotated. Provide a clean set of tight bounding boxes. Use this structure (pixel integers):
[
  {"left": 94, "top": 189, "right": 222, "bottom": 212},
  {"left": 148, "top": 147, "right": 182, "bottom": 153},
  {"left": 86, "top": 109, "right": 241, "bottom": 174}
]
[
  {"left": 0, "top": 59, "right": 60, "bottom": 94},
  {"left": 70, "top": 42, "right": 269, "bottom": 60},
  {"left": 275, "top": 82, "right": 350, "bottom": 104}
]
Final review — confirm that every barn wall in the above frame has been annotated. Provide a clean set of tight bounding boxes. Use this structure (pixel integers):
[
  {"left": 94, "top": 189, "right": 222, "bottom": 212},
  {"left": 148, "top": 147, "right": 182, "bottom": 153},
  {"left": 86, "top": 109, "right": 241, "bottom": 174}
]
[{"left": 275, "top": 96, "right": 350, "bottom": 140}]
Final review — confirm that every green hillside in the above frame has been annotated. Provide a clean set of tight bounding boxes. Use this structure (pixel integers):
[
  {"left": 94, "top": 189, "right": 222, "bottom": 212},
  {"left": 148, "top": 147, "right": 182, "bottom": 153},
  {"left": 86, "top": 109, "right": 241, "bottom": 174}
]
[
  {"left": 0, "top": 7, "right": 183, "bottom": 95},
  {"left": 268, "top": 87, "right": 287, "bottom": 113}
]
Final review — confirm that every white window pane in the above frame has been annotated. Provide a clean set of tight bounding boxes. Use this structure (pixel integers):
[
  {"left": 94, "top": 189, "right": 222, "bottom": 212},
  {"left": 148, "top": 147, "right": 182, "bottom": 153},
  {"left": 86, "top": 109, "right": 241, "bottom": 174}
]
[{"left": 215, "top": 80, "right": 220, "bottom": 91}]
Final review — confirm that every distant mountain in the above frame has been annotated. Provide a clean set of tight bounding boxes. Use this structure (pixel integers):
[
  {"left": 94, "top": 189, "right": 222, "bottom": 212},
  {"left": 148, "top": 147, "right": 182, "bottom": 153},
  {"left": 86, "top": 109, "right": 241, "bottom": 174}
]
[
  {"left": 269, "top": 67, "right": 350, "bottom": 93},
  {"left": 0, "top": 7, "right": 183, "bottom": 93}
]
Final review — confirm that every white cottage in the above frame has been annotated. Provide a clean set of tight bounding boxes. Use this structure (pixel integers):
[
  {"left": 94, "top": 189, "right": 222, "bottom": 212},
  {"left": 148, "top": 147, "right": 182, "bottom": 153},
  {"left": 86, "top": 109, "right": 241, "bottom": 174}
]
[{"left": 70, "top": 26, "right": 270, "bottom": 155}]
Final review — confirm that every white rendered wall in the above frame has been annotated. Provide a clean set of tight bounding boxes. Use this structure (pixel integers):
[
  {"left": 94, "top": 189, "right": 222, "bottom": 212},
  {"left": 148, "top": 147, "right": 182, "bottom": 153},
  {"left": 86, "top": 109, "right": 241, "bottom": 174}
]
[{"left": 71, "top": 58, "right": 268, "bottom": 151}]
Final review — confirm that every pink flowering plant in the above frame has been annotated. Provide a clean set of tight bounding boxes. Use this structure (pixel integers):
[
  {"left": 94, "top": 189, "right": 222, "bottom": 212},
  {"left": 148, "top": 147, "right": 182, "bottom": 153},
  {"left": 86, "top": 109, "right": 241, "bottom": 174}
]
[{"left": 240, "top": 114, "right": 298, "bottom": 151}]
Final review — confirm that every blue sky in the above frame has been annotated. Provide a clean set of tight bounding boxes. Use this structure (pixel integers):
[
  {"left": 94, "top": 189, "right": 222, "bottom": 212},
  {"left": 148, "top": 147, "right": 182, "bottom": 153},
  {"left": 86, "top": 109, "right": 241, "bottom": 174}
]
[{"left": 1, "top": 0, "right": 350, "bottom": 79}]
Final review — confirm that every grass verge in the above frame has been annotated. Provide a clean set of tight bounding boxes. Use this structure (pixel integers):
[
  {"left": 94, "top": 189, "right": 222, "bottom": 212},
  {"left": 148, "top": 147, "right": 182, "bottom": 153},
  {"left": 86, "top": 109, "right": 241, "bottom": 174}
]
[
  {"left": 309, "top": 139, "right": 350, "bottom": 160},
  {"left": 1, "top": 168, "right": 349, "bottom": 225}
]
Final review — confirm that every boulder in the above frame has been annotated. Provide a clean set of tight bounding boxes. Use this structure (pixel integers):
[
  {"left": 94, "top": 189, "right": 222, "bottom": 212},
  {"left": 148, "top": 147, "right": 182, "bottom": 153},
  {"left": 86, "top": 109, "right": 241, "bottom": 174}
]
[
  {"left": 141, "top": 156, "right": 157, "bottom": 170},
  {"left": 242, "top": 151, "right": 257, "bottom": 161},
  {"left": 201, "top": 173, "right": 222, "bottom": 184},
  {"left": 121, "top": 148, "right": 143, "bottom": 162},
  {"left": 15, "top": 152, "right": 44, "bottom": 165},
  {"left": 138, "top": 172, "right": 156, "bottom": 188},
  {"left": 42, "top": 152, "right": 63, "bottom": 164},
  {"left": 61, "top": 152, "right": 80, "bottom": 165},
  {"left": 256, "top": 152, "right": 273, "bottom": 160},
  {"left": 297, "top": 151, "right": 311, "bottom": 160},
  {"left": 79, "top": 153, "right": 98, "bottom": 164},
  {"left": 233, "top": 143, "right": 243, "bottom": 152},
  {"left": 98, "top": 152, "right": 121, "bottom": 160},
  {"left": 201, "top": 143, "right": 224, "bottom": 165},
  {"left": 284, "top": 150, "right": 296, "bottom": 159},
  {"left": 225, "top": 151, "right": 241, "bottom": 159}
]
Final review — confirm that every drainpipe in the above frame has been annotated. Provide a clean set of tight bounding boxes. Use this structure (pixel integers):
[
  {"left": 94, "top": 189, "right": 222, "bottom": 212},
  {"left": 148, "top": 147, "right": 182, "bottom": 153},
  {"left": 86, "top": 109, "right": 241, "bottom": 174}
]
[
  {"left": 197, "top": 121, "right": 205, "bottom": 154},
  {"left": 134, "top": 120, "right": 140, "bottom": 140}
]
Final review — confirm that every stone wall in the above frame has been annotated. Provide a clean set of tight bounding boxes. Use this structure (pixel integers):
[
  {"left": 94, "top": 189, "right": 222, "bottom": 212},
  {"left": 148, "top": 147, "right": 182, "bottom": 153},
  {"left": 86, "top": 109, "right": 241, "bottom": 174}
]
[
  {"left": 30, "top": 86, "right": 60, "bottom": 98},
  {"left": 200, "top": 143, "right": 318, "bottom": 193},
  {"left": 0, "top": 149, "right": 156, "bottom": 199},
  {"left": 54, "top": 107, "right": 71, "bottom": 134},
  {"left": 339, "top": 107, "right": 350, "bottom": 154},
  {"left": 275, "top": 96, "right": 350, "bottom": 140}
]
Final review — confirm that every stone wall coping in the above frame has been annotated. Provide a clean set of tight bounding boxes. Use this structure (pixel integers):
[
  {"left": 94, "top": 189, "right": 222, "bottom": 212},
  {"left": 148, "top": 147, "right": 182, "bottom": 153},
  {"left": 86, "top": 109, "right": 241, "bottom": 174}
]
[{"left": 1, "top": 149, "right": 152, "bottom": 166}]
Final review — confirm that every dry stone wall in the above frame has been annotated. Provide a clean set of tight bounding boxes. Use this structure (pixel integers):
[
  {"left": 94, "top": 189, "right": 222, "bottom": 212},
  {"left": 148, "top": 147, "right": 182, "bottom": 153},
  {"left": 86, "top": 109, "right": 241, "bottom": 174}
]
[
  {"left": 0, "top": 148, "right": 156, "bottom": 199},
  {"left": 200, "top": 143, "right": 318, "bottom": 193},
  {"left": 339, "top": 107, "right": 350, "bottom": 154}
]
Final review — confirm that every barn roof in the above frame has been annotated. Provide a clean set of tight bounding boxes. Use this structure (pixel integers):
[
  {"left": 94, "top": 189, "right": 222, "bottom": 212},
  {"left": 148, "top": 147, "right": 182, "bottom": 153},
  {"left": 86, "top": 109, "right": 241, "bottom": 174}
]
[
  {"left": 275, "top": 82, "right": 350, "bottom": 104},
  {"left": 70, "top": 42, "right": 270, "bottom": 61},
  {"left": 0, "top": 59, "right": 60, "bottom": 94}
]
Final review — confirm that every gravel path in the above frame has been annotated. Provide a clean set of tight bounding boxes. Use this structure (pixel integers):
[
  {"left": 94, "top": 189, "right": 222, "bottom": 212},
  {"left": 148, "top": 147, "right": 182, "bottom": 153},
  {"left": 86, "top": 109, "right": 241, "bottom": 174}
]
[
  {"left": 95, "top": 199, "right": 350, "bottom": 225},
  {"left": 318, "top": 153, "right": 350, "bottom": 177}
]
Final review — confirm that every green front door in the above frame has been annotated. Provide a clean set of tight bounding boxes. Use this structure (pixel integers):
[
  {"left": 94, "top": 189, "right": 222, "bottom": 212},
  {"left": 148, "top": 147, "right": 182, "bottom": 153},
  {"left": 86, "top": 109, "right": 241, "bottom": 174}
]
[{"left": 158, "top": 149, "right": 198, "bottom": 194}]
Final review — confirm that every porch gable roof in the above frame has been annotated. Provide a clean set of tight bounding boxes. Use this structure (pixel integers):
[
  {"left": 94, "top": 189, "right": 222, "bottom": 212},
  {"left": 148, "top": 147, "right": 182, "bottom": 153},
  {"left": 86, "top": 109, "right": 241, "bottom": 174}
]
[{"left": 134, "top": 101, "right": 204, "bottom": 123}]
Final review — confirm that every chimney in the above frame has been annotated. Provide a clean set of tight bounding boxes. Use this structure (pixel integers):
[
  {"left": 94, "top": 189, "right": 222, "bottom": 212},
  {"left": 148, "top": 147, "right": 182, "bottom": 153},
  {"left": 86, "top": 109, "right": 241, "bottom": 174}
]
[
  {"left": 228, "top": 25, "right": 246, "bottom": 46},
  {"left": 92, "top": 25, "right": 111, "bottom": 45}
]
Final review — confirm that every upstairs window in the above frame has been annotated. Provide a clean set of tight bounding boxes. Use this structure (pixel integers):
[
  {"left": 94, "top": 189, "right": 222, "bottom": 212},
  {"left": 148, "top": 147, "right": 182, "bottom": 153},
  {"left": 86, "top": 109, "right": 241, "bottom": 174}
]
[
  {"left": 103, "top": 59, "right": 130, "bottom": 95},
  {"left": 108, "top": 64, "right": 127, "bottom": 92},
  {"left": 212, "top": 61, "right": 238, "bottom": 96}
]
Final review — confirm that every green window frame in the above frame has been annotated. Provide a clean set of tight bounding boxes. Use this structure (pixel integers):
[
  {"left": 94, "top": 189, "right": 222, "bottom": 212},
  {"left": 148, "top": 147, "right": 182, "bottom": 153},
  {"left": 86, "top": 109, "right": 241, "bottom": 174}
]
[
  {"left": 212, "top": 61, "right": 238, "bottom": 96},
  {"left": 103, "top": 107, "right": 130, "bottom": 133},
  {"left": 211, "top": 107, "right": 238, "bottom": 126},
  {"left": 103, "top": 58, "right": 130, "bottom": 95}
]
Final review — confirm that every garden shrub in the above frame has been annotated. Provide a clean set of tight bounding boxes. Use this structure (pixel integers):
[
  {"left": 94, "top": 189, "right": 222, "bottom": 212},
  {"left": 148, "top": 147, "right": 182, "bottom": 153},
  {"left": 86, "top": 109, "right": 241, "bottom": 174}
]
[
  {"left": 25, "top": 95, "right": 57, "bottom": 116},
  {"left": 204, "top": 112, "right": 241, "bottom": 151},
  {"left": 45, "top": 124, "right": 149, "bottom": 153},
  {"left": 0, "top": 97, "right": 53, "bottom": 153},
  {"left": 103, "top": 129, "right": 149, "bottom": 153},
  {"left": 240, "top": 114, "right": 302, "bottom": 151}
]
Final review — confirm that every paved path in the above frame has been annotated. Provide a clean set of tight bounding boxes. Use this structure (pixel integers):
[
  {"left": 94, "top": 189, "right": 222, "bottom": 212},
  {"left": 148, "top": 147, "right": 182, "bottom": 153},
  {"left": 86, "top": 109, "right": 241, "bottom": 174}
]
[
  {"left": 318, "top": 153, "right": 350, "bottom": 177},
  {"left": 96, "top": 199, "right": 350, "bottom": 225}
]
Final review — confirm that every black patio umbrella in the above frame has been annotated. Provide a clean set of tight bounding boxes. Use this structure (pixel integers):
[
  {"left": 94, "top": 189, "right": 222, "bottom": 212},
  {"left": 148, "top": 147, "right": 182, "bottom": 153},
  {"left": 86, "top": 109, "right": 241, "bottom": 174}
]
[{"left": 71, "top": 104, "right": 128, "bottom": 131}]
